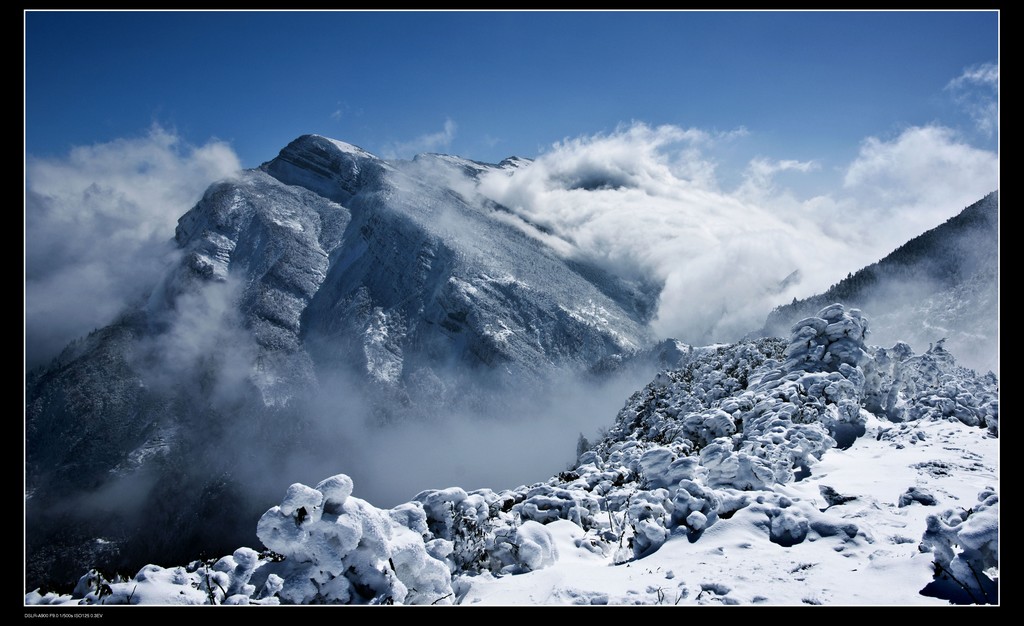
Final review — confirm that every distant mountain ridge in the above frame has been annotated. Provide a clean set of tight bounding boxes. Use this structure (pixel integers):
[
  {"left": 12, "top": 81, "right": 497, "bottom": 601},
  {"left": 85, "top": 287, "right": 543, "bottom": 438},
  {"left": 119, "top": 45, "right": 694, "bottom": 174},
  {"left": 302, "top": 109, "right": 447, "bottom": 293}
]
[{"left": 762, "top": 191, "right": 998, "bottom": 372}]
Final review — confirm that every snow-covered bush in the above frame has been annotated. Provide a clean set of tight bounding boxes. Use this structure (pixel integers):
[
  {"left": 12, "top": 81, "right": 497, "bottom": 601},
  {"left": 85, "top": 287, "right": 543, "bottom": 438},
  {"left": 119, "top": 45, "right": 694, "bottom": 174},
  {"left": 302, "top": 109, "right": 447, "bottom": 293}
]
[
  {"left": 919, "top": 488, "right": 998, "bottom": 603},
  {"left": 783, "top": 305, "right": 870, "bottom": 373},
  {"left": 414, "top": 487, "right": 492, "bottom": 572},
  {"left": 412, "top": 484, "right": 567, "bottom": 576},
  {"left": 255, "top": 474, "right": 453, "bottom": 604},
  {"left": 516, "top": 484, "right": 600, "bottom": 527},
  {"left": 510, "top": 521, "right": 558, "bottom": 571},
  {"left": 626, "top": 489, "right": 674, "bottom": 557},
  {"left": 699, "top": 439, "right": 775, "bottom": 490},
  {"left": 762, "top": 497, "right": 860, "bottom": 548},
  {"left": 26, "top": 559, "right": 278, "bottom": 606},
  {"left": 638, "top": 447, "right": 703, "bottom": 490},
  {"left": 769, "top": 507, "right": 810, "bottom": 547},
  {"left": 672, "top": 479, "right": 721, "bottom": 532},
  {"left": 898, "top": 486, "right": 937, "bottom": 507},
  {"left": 864, "top": 340, "right": 998, "bottom": 431},
  {"left": 211, "top": 547, "right": 260, "bottom": 601}
]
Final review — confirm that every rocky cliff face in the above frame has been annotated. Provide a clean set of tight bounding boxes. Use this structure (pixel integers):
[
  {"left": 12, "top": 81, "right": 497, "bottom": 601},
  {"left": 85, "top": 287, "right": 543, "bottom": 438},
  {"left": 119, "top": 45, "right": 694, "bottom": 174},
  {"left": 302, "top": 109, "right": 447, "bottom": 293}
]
[{"left": 26, "top": 135, "right": 660, "bottom": 589}]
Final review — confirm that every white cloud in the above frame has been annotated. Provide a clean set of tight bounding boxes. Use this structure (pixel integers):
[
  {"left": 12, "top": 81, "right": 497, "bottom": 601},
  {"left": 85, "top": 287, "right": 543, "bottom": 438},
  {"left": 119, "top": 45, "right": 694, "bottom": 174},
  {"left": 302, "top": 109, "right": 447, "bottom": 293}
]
[
  {"left": 477, "top": 121, "right": 997, "bottom": 345},
  {"left": 737, "top": 157, "right": 819, "bottom": 201},
  {"left": 478, "top": 123, "right": 813, "bottom": 343},
  {"left": 329, "top": 102, "right": 362, "bottom": 123},
  {"left": 946, "top": 62, "right": 998, "bottom": 90},
  {"left": 25, "top": 125, "right": 241, "bottom": 368},
  {"left": 755, "top": 158, "right": 818, "bottom": 176},
  {"left": 841, "top": 125, "right": 998, "bottom": 247},
  {"left": 383, "top": 118, "right": 457, "bottom": 158},
  {"left": 713, "top": 126, "right": 751, "bottom": 142},
  {"left": 945, "top": 62, "right": 998, "bottom": 136}
]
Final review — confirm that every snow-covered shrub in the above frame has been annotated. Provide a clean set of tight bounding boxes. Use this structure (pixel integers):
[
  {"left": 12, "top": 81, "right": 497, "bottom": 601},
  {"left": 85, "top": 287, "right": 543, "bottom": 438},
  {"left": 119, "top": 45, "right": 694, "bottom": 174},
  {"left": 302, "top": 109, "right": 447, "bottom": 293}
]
[
  {"left": 389, "top": 501, "right": 430, "bottom": 536},
  {"left": 984, "top": 399, "right": 998, "bottom": 436},
  {"left": 626, "top": 489, "right": 674, "bottom": 557},
  {"left": 762, "top": 498, "right": 860, "bottom": 548},
  {"left": 412, "top": 484, "right": 566, "bottom": 576},
  {"left": 671, "top": 479, "right": 721, "bottom": 531},
  {"left": 515, "top": 484, "right": 600, "bottom": 527},
  {"left": 861, "top": 341, "right": 914, "bottom": 419},
  {"left": 898, "top": 486, "right": 938, "bottom": 507},
  {"left": 741, "top": 406, "right": 836, "bottom": 483},
  {"left": 678, "top": 409, "right": 738, "bottom": 449},
  {"left": 637, "top": 447, "right": 702, "bottom": 490},
  {"left": 211, "top": 547, "right": 260, "bottom": 599},
  {"left": 783, "top": 305, "right": 870, "bottom": 373},
  {"left": 769, "top": 508, "right": 810, "bottom": 547},
  {"left": 865, "top": 340, "right": 998, "bottom": 431},
  {"left": 256, "top": 474, "right": 454, "bottom": 604},
  {"left": 71, "top": 569, "right": 108, "bottom": 600},
  {"left": 29, "top": 559, "right": 269, "bottom": 606},
  {"left": 511, "top": 520, "right": 557, "bottom": 571},
  {"left": 700, "top": 438, "right": 775, "bottom": 490},
  {"left": 415, "top": 487, "right": 494, "bottom": 573},
  {"left": 919, "top": 488, "right": 998, "bottom": 603}
]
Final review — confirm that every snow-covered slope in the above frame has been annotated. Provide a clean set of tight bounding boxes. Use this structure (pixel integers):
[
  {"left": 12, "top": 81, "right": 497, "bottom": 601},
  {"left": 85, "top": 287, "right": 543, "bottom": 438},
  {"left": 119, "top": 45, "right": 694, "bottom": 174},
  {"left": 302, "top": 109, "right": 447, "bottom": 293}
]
[
  {"left": 28, "top": 304, "right": 998, "bottom": 606},
  {"left": 762, "top": 192, "right": 998, "bottom": 374}
]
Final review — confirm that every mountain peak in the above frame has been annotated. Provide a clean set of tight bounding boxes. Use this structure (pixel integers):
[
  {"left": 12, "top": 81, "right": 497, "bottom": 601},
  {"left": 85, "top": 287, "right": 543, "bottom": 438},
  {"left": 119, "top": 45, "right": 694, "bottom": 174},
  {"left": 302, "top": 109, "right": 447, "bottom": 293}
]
[
  {"left": 498, "top": 155, "right": 532, "bottom": 170},
  {"left": 261, "top": 134, "right": 386, "bottom": 204},
  {"left": 305, "top": 134, "right": 377, "bottom": 159}
]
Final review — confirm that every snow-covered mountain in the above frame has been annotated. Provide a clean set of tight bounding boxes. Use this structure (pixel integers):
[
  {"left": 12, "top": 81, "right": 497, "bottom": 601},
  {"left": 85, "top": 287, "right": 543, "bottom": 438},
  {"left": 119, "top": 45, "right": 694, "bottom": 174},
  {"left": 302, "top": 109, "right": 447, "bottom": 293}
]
[
  {"left": 26, "top": 135, "right": 660, "bottom": 590},
  {"left": 24, "top": 135, "right": 999, "bottom": 603},
  {"left": 28, "top": 304, "right": 998, "bottom": 606},
  {"left": 762, "top": 192, "right": 998, "bottom": 374}
]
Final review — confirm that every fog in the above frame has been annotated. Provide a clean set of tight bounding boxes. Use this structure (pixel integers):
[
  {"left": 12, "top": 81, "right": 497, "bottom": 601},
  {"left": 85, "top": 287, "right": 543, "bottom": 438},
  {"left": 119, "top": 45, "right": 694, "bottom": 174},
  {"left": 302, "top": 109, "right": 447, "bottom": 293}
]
[
  {"left": 25, "top": 126, "right": 240, "bottom": 369},
  {"left": 284, "top": 364, "right": 653, "bottom": 508},
  {"left": 477, "top": 122, "right": 998, "bottom": 346},
  {"left": 862, "top": 279, "right": 999, "bottom": 375}
]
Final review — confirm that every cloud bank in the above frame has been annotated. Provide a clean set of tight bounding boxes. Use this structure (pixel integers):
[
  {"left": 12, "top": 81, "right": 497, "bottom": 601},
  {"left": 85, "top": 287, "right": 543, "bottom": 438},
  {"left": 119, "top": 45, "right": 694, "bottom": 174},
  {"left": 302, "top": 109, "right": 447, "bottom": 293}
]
[
  {"left": 478, "top": 122, "right": 997, "bottom": 344},
  {"left": 25, "top": 126, "right": 241, "bottom": 368}
]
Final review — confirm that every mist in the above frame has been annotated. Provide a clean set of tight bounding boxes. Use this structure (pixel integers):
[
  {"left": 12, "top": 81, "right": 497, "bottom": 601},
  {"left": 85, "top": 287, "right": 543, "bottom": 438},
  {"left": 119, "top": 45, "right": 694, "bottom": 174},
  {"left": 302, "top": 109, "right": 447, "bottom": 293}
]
[
  {"left": 27, "top": 235, "right": 661, "bottom": 569},
  {"left": 854, "top": 221, "right": 998, "bottom": 375},
  {"left": 477, "top": 122, "right": 998, "bottom": 346},
  {"left": 286, "top": 364, "right": 654, "bottom": 508},
  {"left": 25, "top": 126, "right": 240, "bottom": 369},
  {"left": 862, "top": 279, "right": 998, "bottom": 375}
]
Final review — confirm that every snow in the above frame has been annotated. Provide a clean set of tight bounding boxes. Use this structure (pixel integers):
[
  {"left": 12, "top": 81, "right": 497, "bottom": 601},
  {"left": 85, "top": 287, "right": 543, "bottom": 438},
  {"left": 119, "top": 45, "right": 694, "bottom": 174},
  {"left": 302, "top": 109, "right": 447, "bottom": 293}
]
[
  {"left": 319, "top": 135, "right": 375, "bottom": 158},
  {"left": 27, "top": 303, "right": 997, "bottom": 606},
  {"left": 461, "top": 415, "right": 995, "bottom": 606}
]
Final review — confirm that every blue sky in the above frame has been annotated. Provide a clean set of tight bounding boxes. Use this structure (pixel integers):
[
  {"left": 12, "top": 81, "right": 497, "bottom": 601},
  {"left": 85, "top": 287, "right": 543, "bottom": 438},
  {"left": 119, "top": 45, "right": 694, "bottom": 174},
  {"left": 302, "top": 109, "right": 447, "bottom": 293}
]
[
  {"left": 24, "top": 10, "right": 999, "bottom": 363},
  {"left": 26, "top": 11, "right": 997, "bottom": 175}
]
